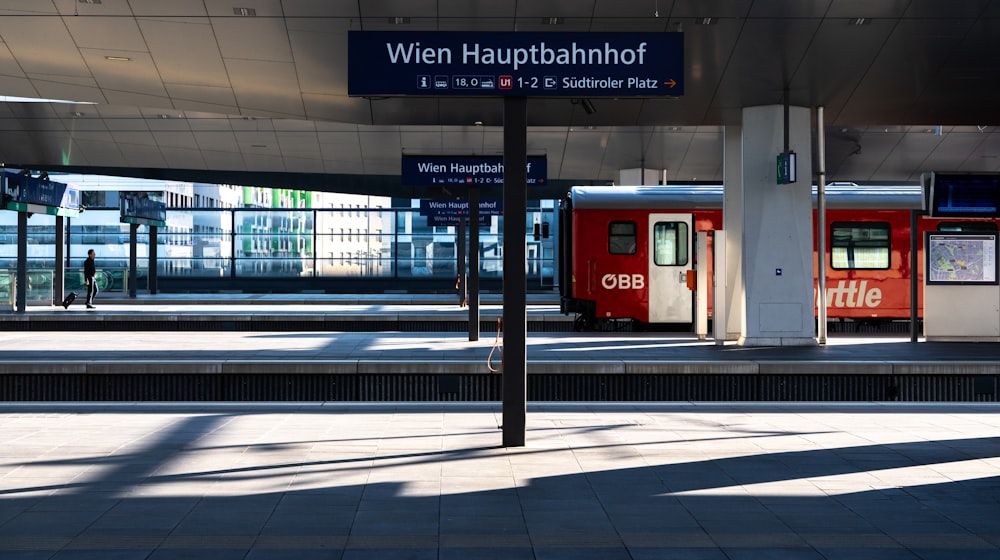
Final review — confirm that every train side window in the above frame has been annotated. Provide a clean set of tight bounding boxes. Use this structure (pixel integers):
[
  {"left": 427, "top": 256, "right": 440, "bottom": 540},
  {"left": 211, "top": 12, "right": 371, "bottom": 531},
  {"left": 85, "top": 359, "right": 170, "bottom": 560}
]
[
  {"left": 938, "top": 222, "right": 999, "bottom": 233},
  {"left": 608, "top": 221, "right": 637, "bottom": 254},
  {"left": 653, "top": 222, "right": 689, "bottom": 266},
  {"left": 830, "top": 222, "right": 890, "bottom": 269}
]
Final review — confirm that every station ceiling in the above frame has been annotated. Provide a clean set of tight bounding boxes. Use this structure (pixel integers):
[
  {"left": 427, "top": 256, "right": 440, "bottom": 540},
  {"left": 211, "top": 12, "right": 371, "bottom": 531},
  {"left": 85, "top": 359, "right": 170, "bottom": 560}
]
[{"left": 1, "top": 0, "right": 999, "bottom": 195}]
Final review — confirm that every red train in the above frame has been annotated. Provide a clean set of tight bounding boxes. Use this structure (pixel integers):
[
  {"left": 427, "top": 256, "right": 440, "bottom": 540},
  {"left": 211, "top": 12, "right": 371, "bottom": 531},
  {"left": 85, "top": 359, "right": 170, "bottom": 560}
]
[{"left": 558, "top": 184, "right": 999, "bottom": 330}]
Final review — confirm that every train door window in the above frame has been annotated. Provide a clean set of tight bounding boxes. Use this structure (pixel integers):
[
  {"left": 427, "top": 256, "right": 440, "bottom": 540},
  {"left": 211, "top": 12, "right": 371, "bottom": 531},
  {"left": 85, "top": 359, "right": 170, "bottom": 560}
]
[
  {"left": 609, "top": 221, "right": 637, "bottom": 254},
  {"left": 937, "top": 221, "right": 999, "bottom": 233},
  {"left": 831, "top": 222, "right": 890, "bottom": 269},
  {"left": 653, "top": 222, "right": 689, "bottom": 266}
]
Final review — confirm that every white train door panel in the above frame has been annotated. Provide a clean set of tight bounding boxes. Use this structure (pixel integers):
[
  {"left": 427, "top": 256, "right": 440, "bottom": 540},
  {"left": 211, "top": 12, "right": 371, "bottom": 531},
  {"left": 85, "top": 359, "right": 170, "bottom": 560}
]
[{"left": 648, "top": 213, "right": 694, "bottom": 323}]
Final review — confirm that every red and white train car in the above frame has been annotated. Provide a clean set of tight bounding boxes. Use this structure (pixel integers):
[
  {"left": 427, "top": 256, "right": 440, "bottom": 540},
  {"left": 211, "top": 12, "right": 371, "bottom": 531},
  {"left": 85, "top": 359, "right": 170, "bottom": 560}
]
[{"left": 559, "top": 184, "right": 999, "bottom": 329}]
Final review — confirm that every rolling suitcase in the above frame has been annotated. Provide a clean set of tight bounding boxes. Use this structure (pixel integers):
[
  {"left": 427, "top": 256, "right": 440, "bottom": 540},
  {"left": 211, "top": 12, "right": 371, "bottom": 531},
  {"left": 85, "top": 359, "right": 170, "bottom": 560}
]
[{"left": 61, "top": 292, "right": 77, "bottom": 309}]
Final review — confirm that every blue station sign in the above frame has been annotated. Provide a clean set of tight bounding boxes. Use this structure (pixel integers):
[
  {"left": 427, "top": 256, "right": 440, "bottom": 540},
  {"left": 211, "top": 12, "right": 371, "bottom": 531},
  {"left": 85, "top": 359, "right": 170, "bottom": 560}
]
[
  {"left": 420, "top": 199, "right": 503, "bottom": 217},
  {"left": 403, "top": 155, "right": 546, "bottom": 187},
  {"left": 2, "top": 172, "right": 81, "bottom": 216},
  {"left": 120, "top": 193, "right": 167, "bottom": 228},
  {"left": 349, "top": 31, "right": 683, "bottom": 98}
]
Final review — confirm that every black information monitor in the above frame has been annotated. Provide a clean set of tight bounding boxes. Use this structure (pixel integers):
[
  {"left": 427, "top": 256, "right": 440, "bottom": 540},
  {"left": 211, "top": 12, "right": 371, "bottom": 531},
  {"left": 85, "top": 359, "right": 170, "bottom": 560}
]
[{"left": 926, "top": 172, "right": 1000, "bottom": 217}]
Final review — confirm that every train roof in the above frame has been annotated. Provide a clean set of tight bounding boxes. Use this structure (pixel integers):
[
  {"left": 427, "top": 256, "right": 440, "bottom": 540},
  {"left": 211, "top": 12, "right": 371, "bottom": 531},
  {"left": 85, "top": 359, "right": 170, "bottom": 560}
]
[{"left": 569, "top": 184, "right": 924, "bottom": 211}]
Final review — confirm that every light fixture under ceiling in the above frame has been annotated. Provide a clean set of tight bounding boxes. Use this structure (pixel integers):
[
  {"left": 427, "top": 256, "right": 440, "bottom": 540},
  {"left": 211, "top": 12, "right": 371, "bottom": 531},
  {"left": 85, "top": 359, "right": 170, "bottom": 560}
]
[
  {"left": 233, "top": 7, "right": 257, "bottom": 17},
  {"left": 105, "top": 56, "right": 131, "bottom": 62},
  {"left": 542, "top": 17, "right": 564, "bottom": 25}
]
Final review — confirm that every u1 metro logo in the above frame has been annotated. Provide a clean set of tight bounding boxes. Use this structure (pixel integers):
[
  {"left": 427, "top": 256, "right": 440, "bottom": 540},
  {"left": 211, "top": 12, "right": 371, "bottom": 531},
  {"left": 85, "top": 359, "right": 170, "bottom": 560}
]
[{"left": 602, "top": 274, "right": 645, "bottom": 290}]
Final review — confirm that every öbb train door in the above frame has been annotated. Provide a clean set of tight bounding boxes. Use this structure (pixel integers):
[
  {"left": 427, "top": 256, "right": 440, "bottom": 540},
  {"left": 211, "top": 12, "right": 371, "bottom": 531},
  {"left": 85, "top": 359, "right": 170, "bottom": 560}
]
[{"left": 648, "top": 213, "right": 694, "bottom": 323}]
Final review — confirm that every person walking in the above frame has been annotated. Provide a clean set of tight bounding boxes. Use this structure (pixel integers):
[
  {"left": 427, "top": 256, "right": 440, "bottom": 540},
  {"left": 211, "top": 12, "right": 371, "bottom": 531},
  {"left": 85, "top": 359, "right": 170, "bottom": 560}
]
[{"left": 84, "top": 249, "right": 98, "bottom": 309}]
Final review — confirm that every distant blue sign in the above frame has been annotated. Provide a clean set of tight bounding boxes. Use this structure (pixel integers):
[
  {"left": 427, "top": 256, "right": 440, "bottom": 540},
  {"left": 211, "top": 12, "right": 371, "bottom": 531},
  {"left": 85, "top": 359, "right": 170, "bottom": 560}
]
[
  {"left": 349, "top": 31, "right": 683, "bottom": 97},
  {"left": 427, "top": 214, "right": 490, "bottom": 227},
  {"left": 2, "top": 172, "right": 80, "bottom": 212},
  {"left": 420, "top": 199, "right": 502, "bottom": 217},
  {"left": 403, "top": 155, "right": 546, "bottom": 187},
  {"left": 120, "top": 193, "right": 167, "bottom": 227}
]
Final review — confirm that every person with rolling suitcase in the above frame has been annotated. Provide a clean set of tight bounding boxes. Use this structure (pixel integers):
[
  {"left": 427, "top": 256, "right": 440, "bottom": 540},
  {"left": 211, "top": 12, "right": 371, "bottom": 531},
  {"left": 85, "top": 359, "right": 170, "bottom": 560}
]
[{"left": 84, "top": 249, "right": 98, "bottom": 309}]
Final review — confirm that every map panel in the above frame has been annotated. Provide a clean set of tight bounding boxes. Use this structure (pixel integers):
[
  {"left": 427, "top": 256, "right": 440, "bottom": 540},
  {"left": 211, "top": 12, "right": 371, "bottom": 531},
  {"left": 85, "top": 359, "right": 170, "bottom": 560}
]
[{"left": 927, "top": 234, "right": 997, "bottom": 284}]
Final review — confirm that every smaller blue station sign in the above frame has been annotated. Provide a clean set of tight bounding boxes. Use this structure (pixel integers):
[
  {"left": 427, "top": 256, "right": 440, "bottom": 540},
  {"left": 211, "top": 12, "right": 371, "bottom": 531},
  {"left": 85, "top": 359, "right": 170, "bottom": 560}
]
[
  {"left": 420, "top": 199, "right": 503, "bottom": 217},
  {"left": 403, "top": 155, "right": 546, "bottom": 187}
]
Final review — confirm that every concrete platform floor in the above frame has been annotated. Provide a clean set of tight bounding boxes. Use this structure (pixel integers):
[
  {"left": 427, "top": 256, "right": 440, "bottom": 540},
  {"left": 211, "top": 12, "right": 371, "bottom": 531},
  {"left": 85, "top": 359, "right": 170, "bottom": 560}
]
[{"left": 1, "top": 402, "right": 998, "bottom": 559}]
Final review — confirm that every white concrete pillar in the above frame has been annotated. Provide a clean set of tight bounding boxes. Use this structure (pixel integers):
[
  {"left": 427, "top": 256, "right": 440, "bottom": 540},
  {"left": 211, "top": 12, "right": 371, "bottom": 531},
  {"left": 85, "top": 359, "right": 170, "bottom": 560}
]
[
  {"left": 722, "top": 125, "right": 744, "bottom": 341},
  {"left": 738, "top": 105, "right": 816, "bottom": 346}
]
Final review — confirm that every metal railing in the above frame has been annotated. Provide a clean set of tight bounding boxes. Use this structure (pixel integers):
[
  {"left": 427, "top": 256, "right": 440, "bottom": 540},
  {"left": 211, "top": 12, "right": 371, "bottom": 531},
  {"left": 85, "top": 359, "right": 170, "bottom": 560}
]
[{"left": 0, "top": 268, "right": 126, "bottom": 305}]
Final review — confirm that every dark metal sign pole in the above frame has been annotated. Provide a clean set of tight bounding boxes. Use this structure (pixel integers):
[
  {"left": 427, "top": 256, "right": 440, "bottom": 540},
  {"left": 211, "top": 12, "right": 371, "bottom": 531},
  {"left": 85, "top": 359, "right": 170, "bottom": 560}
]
[
  {"left": 54, "top": 216, "right": 65, "bottom": 306},
  {"left": 15, "top": 211, "right": 27, "bottom": 313},
  {"left": 129, "top": 223, "right": 138, "bottom": 298},
  {"left": 149, "top": 226, "right": 158, "bottom": 295},
  {"left": 469, "top": 188, "right": 480, "bottom": 342},
  {"left": 502, "top": 96, "right": 527, "bottom": 447},
  {"left": 457, "top": 216, "right": 466, "bottom": 306}
]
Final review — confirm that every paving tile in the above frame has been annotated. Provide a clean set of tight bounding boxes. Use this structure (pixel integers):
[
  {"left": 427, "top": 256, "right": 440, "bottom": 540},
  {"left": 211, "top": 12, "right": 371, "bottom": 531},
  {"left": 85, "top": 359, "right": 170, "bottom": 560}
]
[{"left": 2, "top": 403, "right": 1000, "bottom": 560}]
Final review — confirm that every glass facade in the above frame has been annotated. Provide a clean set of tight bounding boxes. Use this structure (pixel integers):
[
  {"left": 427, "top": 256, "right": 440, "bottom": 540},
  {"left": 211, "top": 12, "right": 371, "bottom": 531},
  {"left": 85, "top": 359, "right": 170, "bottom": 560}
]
[{"left": 0, "top": 205, "right": 557, "bottom": 297}]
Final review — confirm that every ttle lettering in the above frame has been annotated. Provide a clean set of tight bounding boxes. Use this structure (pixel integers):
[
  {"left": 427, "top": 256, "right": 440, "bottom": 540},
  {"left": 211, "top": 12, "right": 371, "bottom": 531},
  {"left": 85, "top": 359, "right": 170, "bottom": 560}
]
[{"left": 815, "top": 280, "right": 883, "bottom": 308}]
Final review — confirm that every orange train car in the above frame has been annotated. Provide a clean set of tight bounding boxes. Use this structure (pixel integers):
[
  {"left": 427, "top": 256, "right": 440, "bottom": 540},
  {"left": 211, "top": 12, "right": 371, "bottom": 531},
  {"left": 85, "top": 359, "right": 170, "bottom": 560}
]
[{"left": 559, "top": 184, "right": 998, "bottom": 330}]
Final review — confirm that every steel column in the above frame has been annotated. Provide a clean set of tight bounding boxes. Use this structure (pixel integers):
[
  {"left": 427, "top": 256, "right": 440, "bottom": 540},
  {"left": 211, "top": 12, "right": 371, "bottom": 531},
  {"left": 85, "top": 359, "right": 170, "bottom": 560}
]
[
  {"left": 469, "top": 188, "right": 480, "bottom": 341},
  {"left": 129, "top": 223, "right": 138, "bottom": 298},
  {"left": 502, "top": 96, "right": 527, "bottom": 447}
]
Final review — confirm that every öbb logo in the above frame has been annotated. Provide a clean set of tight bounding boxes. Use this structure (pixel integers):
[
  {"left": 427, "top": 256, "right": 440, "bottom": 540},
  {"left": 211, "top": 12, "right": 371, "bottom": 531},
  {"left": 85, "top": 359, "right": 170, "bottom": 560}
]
[{"left": 602, "top": 274, "right": 645, "bottom": 290}]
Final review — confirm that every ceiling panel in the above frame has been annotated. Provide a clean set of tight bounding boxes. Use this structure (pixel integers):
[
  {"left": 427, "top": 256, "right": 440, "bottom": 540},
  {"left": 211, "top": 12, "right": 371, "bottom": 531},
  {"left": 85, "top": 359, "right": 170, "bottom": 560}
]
[
  {"left": 792, "top": 19, "right": 895, "bottom": 123},
  {"left": 560, "top": 129, "right": 609, "bottom": 180},
  {"left": 159, "top": 146, "right": 208, "bottom": 169},
  {"left": 81, "top": 49, "right": 167, "bottom": 98},
  {"left": 709, "top": 17, "right": 822, "bottom": 116},
  {"left": 65, "top": 16, "right": 147, "bottom": 51},
  {"left": 290, "top": 29, "right": 349, "bottom": 95},
  {"left": 280, "top": 0, "right": 360, "bottom": 18},
  {"left": 201, "top": 150, "right": 249, "bottom": 171},
  {"left": 747, "top": 0, "right": 832, "bottom": 18},
  {"left": 212, "top": 17, "right": 293, "bottom": 62},
  {"left": 112, "top": 131, "right": 157, "bottom": 147},
  {"left": 127, "top": 0, "right": 209, "bottom": 18},
  {"left": 30, "top": 80, "right": 104, "bottom": 105},
  {"left": 824, "top": 0, "right": 910, "bottom": 18},
  {"left": 0, "top": 17, "right": 88, "bottom": 77},
  {"left": 359, "top": 0, "right": 437, "bottom": 19},
  {"left": 277, "top": 131, "right": 323, "bottom": 157},
  {"left": 0, "top": 3, "right": 57, "bottom": 14},
  {"left": 920, "top": 132, "right": 990, "bottom": 174},
  {"left": 516, "top": 0, "right": 597, "bottom": 18},
  {"left": 193, "top": 131, "right": 240, "bottom": 152},
  {"left": 225, "top": 59, "right": 305, "bottom": 117},
  {"left": 138, "top": 19, "right": 229, "bottom": 88},
  {"left": 439, "top": 0, "right": 516, "bottom": 18},
  {"left": 668, "top": 0, "right": 752, "bottom": 19},
  {"left": 838, "top": 17, "right": 979, "bottom": 123},
  {"left": 284, "top": 155, "right": 325, "bottom": 174},
  {"left": 1, "top": 1, "right": 1000, "bottom": 189},
  {"left": 165, "top": 84, "right": 240, "bottom": 114},
  {"left": 116, "top": 143, "right": 167, "bottom": 168}
]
